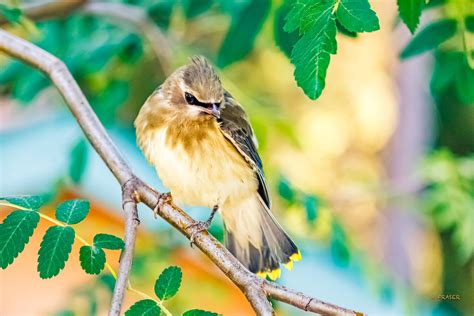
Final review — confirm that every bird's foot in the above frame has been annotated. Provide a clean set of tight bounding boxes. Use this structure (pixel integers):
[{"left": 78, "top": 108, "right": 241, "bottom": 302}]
[
  {"left": 186, "top": 219, "right": 212, "bottom": 248},
  {"left": 153, "top": 192, "right": 172, "bottom": 219}
]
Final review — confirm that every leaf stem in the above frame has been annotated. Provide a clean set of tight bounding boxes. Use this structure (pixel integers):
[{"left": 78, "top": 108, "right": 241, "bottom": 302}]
[
  {"left": 1, "top": 201, "right": 171, "bottom": 315},
  {"left": 127, "top": 283, "right": 172, "bottom": 316}
]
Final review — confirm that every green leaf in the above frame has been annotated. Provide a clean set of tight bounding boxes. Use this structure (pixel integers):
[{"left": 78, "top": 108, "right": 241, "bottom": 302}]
[
  {"left": 397, "top": 0, "right": 424, "bottom": 33},
  {"left": 274, "top": 1, "right": 300, "bottom": 58},
  {"left": 37, "top": 226, "right": 75, "bottom": 279},
  {"left": 466, "top": 15, "right": 474, "bottom": 33},
  {"left": 289, "top": 1, "right": 337, "bottom": 100},
  {"left": 336, "top": 0, "right": 379, "bottom": 33},
  {"left": 79, "top": 245, "right": 106, "bottom": 274},
  {"left": 277, "top": 177, "right": 295, "bottom": 203},
  {"left": 1, "top": 195, "right": 47, "bottom": 210},
  {"left": 0, "top": 210, "right": 40, "bottom": 269},
  {"left": 430, "top": 51, "right": 463, "bottom": 95},
  {"left": 55, "top": 200, "right": 90, "bottom": 225},
  {"left": 217, "top": 0, "right": 270, "bottom": 67},
  {"left": 148, "top": 1, "right": 175, "bottom": 30},
  {"left": 336, "top": 19, "right": 358, "bottom": 37},
  {"left": 182, "top": 0, "right": 214, "bottom": 18},
  {"left": 183, "top": 310, "right": 219, "bottom": 316},
  {"left": 93, "top": 233, "right": 124, "bottom": 250},
  {"left": 69, "top": 138, "right": 88, "bottom": 184},
  {"left": 98, "top": 274, "right": 116, "bottom": 292},
  {"left": 303, "top": 195, "right": 319, "bottom": 222},
  {"left": 400, "top": 19, "right": 457, "bottom": 59},
  {"left": 125, "top": 299, "right": 160, "bottom": 316},
  {"left": 0, "top": 4, "right": 22, "bottom": 25},
  {"left": 12, "top": 70, "right": 49, "bottom": 103},
  {"left": 154, "top": 266, "right": 182, "bottom": 300},
  {"left": 455, "top": 64, "right": 474, "bottom": 104}
]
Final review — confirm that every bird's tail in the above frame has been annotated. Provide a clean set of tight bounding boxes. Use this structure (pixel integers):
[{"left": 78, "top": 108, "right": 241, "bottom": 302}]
[{"left": 223, "top": 197, "right": 300, "bottom": 280}]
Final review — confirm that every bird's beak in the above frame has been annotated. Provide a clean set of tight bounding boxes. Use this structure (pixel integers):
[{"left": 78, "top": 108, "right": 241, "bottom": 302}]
[
  {"left": 202, "top": 103, "right": 220, "bottom": 119},
  {"left": 210, "top": 103, "right": 221, "bottom": 119}
]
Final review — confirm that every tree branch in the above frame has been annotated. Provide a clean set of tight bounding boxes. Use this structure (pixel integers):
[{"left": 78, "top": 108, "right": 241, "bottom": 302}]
[{"left": 0, "top": 29, "right": 361, "bottom": 316}]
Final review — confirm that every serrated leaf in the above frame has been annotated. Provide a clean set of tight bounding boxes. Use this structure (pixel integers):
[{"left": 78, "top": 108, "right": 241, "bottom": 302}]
[
  {"left": 55, "top": 200, "right": 90, "bottom": 225},
  {"left": 336, "top": 0, "right": 379, "bottom": 33},
  {"left": 400, "top": 19, "right": 457, "bottom": 59},
  {"left": 69, "top": 138, "right": 88, "bottom": 184},
  {"left": 37, "top": 226, "right": 75, "bottom": 279},
  {"left": 154, "top": 266, "right": 182, "bottom": 300},
  {"left": 336, "top": 19, "right": 358, "bottom": 37},
  {"left": 217, "top": 0, "right": 270, "bottom": 67},
  {"left": 290, "top": 1, "right": 337, "bottom": 100},
  {"left": 397, "top": 0, "right": 424, "bottom": 33},
  {"left": 1, "top": 195, "right": 47, "bottom": 210},
  {"left": 284, "top": 0, "right": 320, "bottom": 34},
  {"left": 0, "top": 210, "right": 40, "bottom": 269},
  {"left": 79, "top": 245, "right": 106, "bottom": 274},
  {"left": 274, "top": 2, "right": 300, "bottom": 58},
  {"left": 183, "top": 310, "right": 219, "bottom": 316},
  {"left": 0, "top": 4, "right": 22, "bottom": 25},
  {"left": 125, "top": 299, "right": 160, "bottom": 316},
  {"left": 93, "top": 233, "right": 124, "bottom": 250}
]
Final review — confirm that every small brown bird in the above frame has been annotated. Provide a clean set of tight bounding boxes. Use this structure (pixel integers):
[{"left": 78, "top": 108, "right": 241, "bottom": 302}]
[{"left": 135, "top": 56, "right": 300, "bottom": 280}]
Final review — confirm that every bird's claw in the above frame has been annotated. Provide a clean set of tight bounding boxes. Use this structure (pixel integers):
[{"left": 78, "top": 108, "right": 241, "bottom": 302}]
[
  {"left": 186, "top": 220, "right": 211, "bottom": 248},
  {"left": 153, "top": 192, "right": 172, "bottom": 219}
]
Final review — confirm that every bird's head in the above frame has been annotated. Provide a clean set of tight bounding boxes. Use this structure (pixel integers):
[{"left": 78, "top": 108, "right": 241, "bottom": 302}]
[{"left": 163, "top": 56, "right": 224, "bottom": 120}]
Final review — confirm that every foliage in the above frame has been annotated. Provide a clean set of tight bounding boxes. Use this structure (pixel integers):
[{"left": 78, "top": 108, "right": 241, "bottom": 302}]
[
  {"left": 69, "top": 138, "right": 88, "bottom": 185},
  {"left": 0, "top": 196, "right": 123, "bottom": 277},
  {"left": 421, "top": 150, "right": 474, "bottom": 263},
  {"left": 125, "top": 266, "right": 218, "bottom": 316}
]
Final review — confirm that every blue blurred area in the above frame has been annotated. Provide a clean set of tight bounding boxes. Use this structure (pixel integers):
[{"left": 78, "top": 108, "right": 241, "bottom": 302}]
[{"left": 0, "top": 109, "right": 443, "bottom": 315}]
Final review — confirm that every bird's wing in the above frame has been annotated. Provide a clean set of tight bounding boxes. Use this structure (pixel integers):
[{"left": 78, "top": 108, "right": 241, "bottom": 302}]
[{"left": 218, "top": 91, "right": 271, "bottom": 208}]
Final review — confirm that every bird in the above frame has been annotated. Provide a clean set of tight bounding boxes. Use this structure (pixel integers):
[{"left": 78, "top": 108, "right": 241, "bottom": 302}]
[{"left": 134, "top": 56, "right": 300, "bottom": 280}]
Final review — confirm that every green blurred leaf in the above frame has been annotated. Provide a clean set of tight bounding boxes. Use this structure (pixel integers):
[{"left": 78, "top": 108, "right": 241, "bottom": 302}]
[
  {"left": 0, "top": 60, "right": 27, "bottom": 85},
  {"left": 56, "top": 200, "right": 90, "bottom": 225},
  {"left": 455, "top": 61, "right": 474, "bottom": 104},
  {"left": 336, "top": 0, "right": 379, "bottom": 33},
  {"left": 274, "top": 1, "right": 300, "bottom": 58},
  {"left": 1, "top": 195, "right": 47, "bottom": 210},
  {"left": 98, "top": 274, "right": 116, "bottom": 292},
  {"left": 430, "top": 51, "right": 463, "bottom": 95},
  {"left": 397, "top": 0, "right": 424, "bottom": 33},
  {"left": 336, "top": 19, "right": 358, "bottom": 37},
  {"left": 400, "top": 19, "right": 457, "bottom": 59},
  {"left": 118, "top": 34, "right": 144, "bottom": 64},
  {"left": 331, "top": 222, "right": 350, "bottom": 265},
  {"left": 12, "top": 70, "right": 49, "bottom": 103},
  {"left": 0, "top": 4, "right": 22, "bottom": 25},
  {"left": 93, "top": 233, "right": 124, "bottom": 250},
  {"left": 0, "top": 210, "right": 40, "bottom": 269},
  {"left": 183, "top": 310, "right": 219, "bottom": 316},
  {"left": 154, "top": 266, "right": 182, "bottom": 300},
  {"left": 303, "top": 195, "right": 319, "bottom": 222},
  {"left": 465, "top": 15, "right": 474, "bottom": 33},
  {"left": 69, "top": 138, "right": 88, "bottom": 184},
  {"left": 277, "top": 176, "right": 295, "bottom": 203},
  {"left": 182, "top": 0, "right": 214, "bottom": 18},
  {"left": 424, "top": 0, "right": 446, "bottom": 9},
  {"left": 94, "top": 80, "right": 129, "bottom": 124},
  {"left": 38, "top": 226, "right": 75, "bottom": 278},
  {"left": 287, "top": 0, "right": 337, "bottom": 100},
  {"left": 79, "top": 245, "right": 106, "bottom": 275},
  {"left": 125, "top": 299, "right": 160, "bottom": 316},
  {"left": 217, "top": 0, "right": 270, "bottom": 67},
  {"left": 148, "top": 1, "right": 175, "bottom": 30}
]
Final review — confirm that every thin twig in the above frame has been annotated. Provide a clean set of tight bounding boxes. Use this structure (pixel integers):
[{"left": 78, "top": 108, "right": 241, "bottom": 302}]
[{"left": 0, "top": 28, "right": 362, "bottom": 316}]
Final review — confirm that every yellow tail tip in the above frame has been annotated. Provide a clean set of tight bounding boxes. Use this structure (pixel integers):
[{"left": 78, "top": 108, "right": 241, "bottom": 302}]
[{"left": 257, "top": 250, "right": 302, "bottom": 280}]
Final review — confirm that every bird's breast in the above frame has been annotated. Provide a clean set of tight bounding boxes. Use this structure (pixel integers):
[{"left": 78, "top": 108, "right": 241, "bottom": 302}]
[{"left": 142, "top": 124, "right": 256, "bottom": 207}]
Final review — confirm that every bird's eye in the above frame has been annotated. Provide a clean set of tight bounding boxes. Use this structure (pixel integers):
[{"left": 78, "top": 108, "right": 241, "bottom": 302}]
[{"left": 184, "top": 92, "right": 197, "bottom": 105}]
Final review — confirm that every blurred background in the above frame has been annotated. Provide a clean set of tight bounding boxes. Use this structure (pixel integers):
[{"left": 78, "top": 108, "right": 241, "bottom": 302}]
[{"left": 0, "top": 0, "right": 473, "bottom": 315}]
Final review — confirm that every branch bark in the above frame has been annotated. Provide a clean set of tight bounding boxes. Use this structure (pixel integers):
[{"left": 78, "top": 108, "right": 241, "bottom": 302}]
[{"left": 0, "top": 28, "right": 361, "bottom": 316}]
